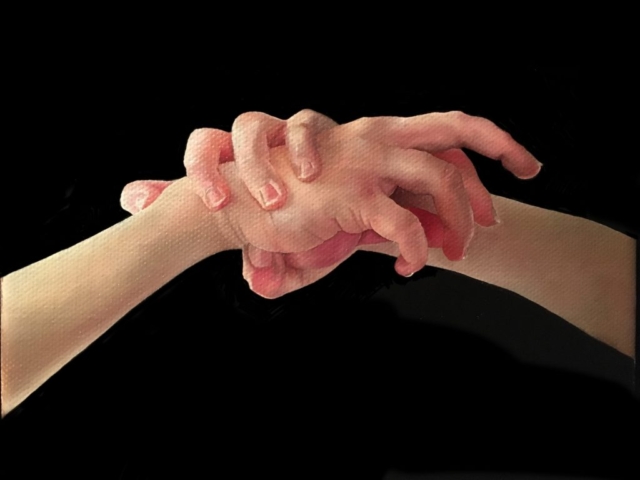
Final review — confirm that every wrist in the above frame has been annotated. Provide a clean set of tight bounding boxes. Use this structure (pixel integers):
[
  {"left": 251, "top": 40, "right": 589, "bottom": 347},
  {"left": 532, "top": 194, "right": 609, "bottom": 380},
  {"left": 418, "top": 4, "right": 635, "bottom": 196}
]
[{"left": 141, "top": 177, "right": 239, "bottom": 262}]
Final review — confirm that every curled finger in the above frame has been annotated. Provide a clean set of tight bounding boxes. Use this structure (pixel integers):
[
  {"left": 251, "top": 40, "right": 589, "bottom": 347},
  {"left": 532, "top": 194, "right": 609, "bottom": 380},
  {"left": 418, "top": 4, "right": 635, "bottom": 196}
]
[
  {"left": 381, "top": 147, "right": 473, "bottom": 261},
  {"left": 361, "top": 195, "right": 429, "bottom": 277},
  {"left": 232, "top": 112, "right": 289, "bottom": 210},
  {"left": 183, "top": 128, "right": 234, "bottom": 211},
  {"left": 285, "top": 109, "right": 338, "bottom": 182}
]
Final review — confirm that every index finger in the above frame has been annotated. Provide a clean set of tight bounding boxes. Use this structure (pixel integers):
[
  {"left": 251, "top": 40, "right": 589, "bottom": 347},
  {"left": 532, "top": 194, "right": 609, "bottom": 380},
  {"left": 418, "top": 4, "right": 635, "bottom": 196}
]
[
  {"left": 349, "top": 111, "right": 543, "bottom": 179},
  {"left": 232, "top": 112, "right": 290, "bottom": 210}
]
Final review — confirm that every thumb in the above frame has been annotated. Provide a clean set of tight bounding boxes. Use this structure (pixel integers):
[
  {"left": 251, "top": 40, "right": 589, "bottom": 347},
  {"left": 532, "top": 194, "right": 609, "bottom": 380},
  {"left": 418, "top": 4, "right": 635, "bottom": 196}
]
[
  {"left": 242, "top": 245, "right": 286, "bottom": 299},
  {"left": 120, "top": 180, "right": 174, "bottom": 214}
]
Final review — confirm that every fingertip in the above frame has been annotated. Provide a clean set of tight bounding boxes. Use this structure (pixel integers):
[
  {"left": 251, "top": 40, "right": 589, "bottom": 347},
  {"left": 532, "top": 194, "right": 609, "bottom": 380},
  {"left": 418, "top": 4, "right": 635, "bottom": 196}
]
[
  {"left": 296, "top": 158, "right": 321, "bottom": 182},
  {"left": 202, "top": 182, "right": 229, "bottom": 211},
  {"left": 516, "top": 158, "right": 543, "bottom": 180},
  {"left": 250, "top": 253, "right": 287, "bottom": 298},
  {"left": 120, "top": 196, "right": 138, "bottom": 215},
  {"left": 257, "top": 180, "right": 287, "bottom": 210},
  {"left": 443, "top": 229, "right": 466, "bottom": 261},
  {"left": 395, "top": 256, "right": 420, "bottom": 278},
  {"left": 395, "top": 256, "right": 410, "bottom": 276},
  {"left": 120, "top": 183, "right": 149, "bottom": 214},
  {"left": 133, "top": 192, "right": 148, "bottom": 213},
  {"left": 473, "top": 207, "right": 499, "bottom": 228}
]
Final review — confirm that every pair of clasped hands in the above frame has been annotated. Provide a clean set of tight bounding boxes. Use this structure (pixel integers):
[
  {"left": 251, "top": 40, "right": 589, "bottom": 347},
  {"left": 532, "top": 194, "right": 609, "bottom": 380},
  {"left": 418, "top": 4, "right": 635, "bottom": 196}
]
[{"left": 120, "top": 110, "right": 542, "bottom": 298}]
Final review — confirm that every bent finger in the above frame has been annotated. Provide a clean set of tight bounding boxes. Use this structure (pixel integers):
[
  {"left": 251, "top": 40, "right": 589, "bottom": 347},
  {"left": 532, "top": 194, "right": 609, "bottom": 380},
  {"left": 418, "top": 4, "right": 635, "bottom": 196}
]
[
  {"left": 242, "top": 245, "right": 286, "bottom": 298},
  {"left": 433, "top": 148, "right": 497, "bottom": 227},
  {"left": 285, "top": 230, "right": 362, "bottom": 270},
  {"left": 285, "top": 109, "right": 338, "bottom": 182},
  {"left": 184, "top": 128, "right": 234, "bottom": 211},
  {"left": 243, "top": 246, "right": 342, "bottom": 299},
  {"left": 232, "top": 112, "right": 289, "bottom": 210},
  {"left": 381, "top": 147, "right": 473, "bottom": 261},
  {"left": 120, "top": 180, "right": 173, "bottom": 214},
  {"left": 362, "top": 196, "right": 429, "bottom": 277},
  {"left": 351, "top": 112, "right": 542, "bottom": 180}
]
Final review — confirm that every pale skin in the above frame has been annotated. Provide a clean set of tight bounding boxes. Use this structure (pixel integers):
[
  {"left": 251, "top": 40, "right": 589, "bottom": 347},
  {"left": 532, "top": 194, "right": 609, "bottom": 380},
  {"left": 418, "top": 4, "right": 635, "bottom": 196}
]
[{"left": 1, "top": 117, "right": 634, "bottom": 418}]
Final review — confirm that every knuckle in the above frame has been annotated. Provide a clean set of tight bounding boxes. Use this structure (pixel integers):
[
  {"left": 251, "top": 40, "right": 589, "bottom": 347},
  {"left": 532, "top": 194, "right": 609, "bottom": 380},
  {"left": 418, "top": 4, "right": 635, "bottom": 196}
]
[
  {"left": 446, "top": 111, "right": 473, "bottom": 139},
  {"left": 187, "top": 128, "right": 211, "bottom": 147},
  {"left": 183, "top": 152, "right": 202, "bottom": 170},
  {"left": 183, "top": 157, "right": 196, "bottom": 169},
  {"left": 447, "top": 110, "right": 470, "bottom": 125},
  {"left": 479, "top": 115, "right": 508, "bottom": 136},
  {"left": 499, "top": 128, "right": 514, "bottom": 143},
  {"left": 442, "top": 163, "right": 462, "bottom": 183},
  {"left": 348, "top": 116, "right": 376, "bottom": 136},
  {"left": 184, "top": 129, "right": 213, "bottom": 165},
  {"left": 358, "top": 184, "right": 379, "bottom": 202},
  {"left": 290, "top": 108, "right": 319, "bottom": 125},
  {"left": 403, "top": 214, "right": 423, "bottom": 238},
  {"left": 232, "top": 111, "right": 267, "bottom": 133}
]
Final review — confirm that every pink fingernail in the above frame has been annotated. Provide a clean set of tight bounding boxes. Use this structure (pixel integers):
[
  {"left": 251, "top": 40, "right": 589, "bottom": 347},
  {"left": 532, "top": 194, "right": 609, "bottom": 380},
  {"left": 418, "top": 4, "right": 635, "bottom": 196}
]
[
  {"left": 259, "top": 181, "right": 282, "bottom": 208},
  {"left": 205, "top": 186, "right": 226, "bottom": 209},
  {"left": 134, "top": 192, "right": 148, "bottom": 212},
  {"left": 299, "top": 160, "right": 315, "bottom": 179},
  {"left": 492, "top": 206, "right": 502, "bottom": 225}
]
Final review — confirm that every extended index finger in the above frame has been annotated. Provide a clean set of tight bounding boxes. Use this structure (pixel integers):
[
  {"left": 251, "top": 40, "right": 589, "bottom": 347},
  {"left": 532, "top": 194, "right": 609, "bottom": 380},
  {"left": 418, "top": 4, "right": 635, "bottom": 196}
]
[{"left": 349, "top": 111, "right": 542, "bottom": 180}]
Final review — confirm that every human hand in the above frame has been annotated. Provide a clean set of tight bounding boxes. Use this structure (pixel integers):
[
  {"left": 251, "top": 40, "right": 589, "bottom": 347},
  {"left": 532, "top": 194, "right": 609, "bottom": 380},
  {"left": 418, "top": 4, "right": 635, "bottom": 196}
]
[
  {"left": 132, "top": 129, "right": 446, "bottom": 275},
  {"left": 177, "top": 110, "right": 541, "bottom": 226},
  {"left": 123, "top": 111, "right": 542, "bottom": 298},
  {"left": 181, "top": 109, "right": 337, "bottom": 211},
  {"left": 122, "top": 175, "right": 445, "bottom": 298},
  {"left": 130, "top": 110, "right": 540, "bottom": 246}
]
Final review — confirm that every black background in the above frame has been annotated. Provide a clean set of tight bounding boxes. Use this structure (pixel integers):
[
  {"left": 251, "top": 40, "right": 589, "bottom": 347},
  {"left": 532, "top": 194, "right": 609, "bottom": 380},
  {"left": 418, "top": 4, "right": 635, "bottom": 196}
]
[{"left": 1, "top": 66, "right": 638, "bottom": 479}]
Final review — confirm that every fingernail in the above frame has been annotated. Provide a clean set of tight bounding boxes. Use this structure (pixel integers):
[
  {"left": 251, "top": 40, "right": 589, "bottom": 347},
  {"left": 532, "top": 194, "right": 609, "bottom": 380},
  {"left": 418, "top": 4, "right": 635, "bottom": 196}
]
[
  {"left": 533, "top": 160, "right": 544, "bottom": 176},
  {"left": 259, "top": 181, "right": 282, "bottom": 208},
  {"left": 205, "top": 185, "right": 226, "bottom": 209},
  {"left": 248, "top": 249, "right": 274, "bottom": 268},
  {"left": 403, "top": 264, "right": 420, "bottom": 277},
  {"left": 492, "top": 206, "right": 502, "bottom": 225},
  {"left": 299, "top": 160, "right": 315, "bottom": 179},
  {"left": 134, "top": 192, "right": 148, "bottom": 212}
]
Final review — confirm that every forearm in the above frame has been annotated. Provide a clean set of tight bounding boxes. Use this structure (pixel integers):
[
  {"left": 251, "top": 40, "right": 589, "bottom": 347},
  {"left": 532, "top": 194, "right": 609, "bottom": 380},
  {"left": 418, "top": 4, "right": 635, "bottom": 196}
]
[
  {"left": 1, "top": 180, "right": 228, "bottom": 416},
  {"left": 368, "top": 195, "right": 636, "bottom": 358}
]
